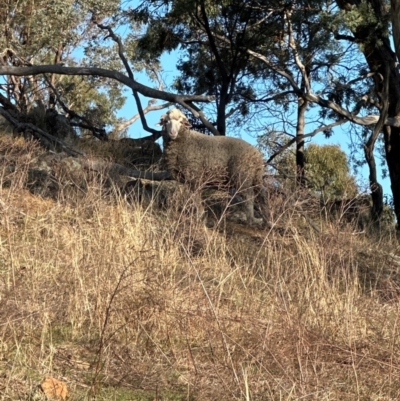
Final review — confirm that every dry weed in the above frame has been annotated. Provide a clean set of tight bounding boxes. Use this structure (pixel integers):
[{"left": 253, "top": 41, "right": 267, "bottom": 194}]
[{"left": 0, "top": 134, "right": 400, "bottom": 400}]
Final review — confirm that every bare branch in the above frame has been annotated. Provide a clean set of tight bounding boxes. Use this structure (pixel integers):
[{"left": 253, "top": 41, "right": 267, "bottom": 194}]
[
  {"left": 0, "top": 65, "right": 214, "bottom": 104},
  {"left": 86, "top": 20, "right": 221, "bottom": 137},
  {"left": 183, "top": 101, "right": 221, "bottom": 136},
  {"left": 245, "top": 48, "right": 400, "bottom": 127},
  {"left": 286, "top": 10, "right": 311, "bottom": 92},
  {"left": 267, "top": 119, "right": 348, "bottom": 164},
  {"left": 245, "top": 48, "right": 302, "bottom": 92},
  {"left": 93, "top": 20, "right": 162, "bottom": 137},
  {"left": 245, "top": 10, "right": 274, "bottom": 29},
  {"left": 94, "top": 20, "right": 135, "bottom": 80},
  {"left": 96, "top": 26, "right": 170, "bottom": 136},
  {"left": 114, "top": 101, "right": 172, "bottom": 134}
]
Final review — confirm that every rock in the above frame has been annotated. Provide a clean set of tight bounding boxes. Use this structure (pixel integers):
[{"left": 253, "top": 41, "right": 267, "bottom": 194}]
[{"left": 39, "top": 376, "right": 68, "bottom": 401}]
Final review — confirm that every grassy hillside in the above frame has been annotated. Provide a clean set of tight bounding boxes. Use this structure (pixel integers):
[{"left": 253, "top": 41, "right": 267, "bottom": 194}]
[{"left": 1, "top": 134, "right": 400, "bottom": 400}]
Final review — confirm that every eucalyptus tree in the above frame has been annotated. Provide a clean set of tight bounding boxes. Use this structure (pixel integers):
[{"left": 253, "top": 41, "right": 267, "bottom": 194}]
[
  {"left": 0, "top": 0, "right": 156, "bottom": 135},
  {"left": 331, "top": 0, "right": 400, "bottom": 222},
  {"left": 203, "top": 0, "right": 392, "bottom": 221},
  {"left": 132, "top": 0, "right": 362, "bottom": 185},
  {"left": 131, "top": 0, "right": 284, "bottom": 136},
  {"left": 243, "top": 0, "right": 350, "bottom": 185}
]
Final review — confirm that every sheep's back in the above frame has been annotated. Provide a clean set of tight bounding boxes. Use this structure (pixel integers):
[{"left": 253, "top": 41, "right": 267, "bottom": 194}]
[
  {"left": 165, "top": 130, "right": 264, "bottom": 187},
  {"left": 212, "top": 135, "right": 264, "bottom": 186}
]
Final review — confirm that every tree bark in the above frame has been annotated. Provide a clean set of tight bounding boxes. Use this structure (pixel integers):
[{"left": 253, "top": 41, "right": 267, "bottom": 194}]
[
  {"left": 216, "top": 94, "right": 227, "bottom": 136},
  {"left": 364, "top": 144, "right": 384, "bottom": 221},
  {"left": 336, "top": 0, "right": 400, "bottom": 224},
  {"left": 392, "top": 0, "right": 400, "bottom": 67},
  {"left": 296, "top": 97, "right": 308, "bottom": 186}
]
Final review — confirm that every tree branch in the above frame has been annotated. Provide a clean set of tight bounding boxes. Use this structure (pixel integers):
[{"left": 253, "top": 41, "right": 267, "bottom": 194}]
[
  {"left": 334, "top": 33, "right": 357, "bottom": 42},
  {"left": 182, "top": 101, "right": 221, "bottom": 136},
  {"left": 245, "top": 48, "right": 400, "bottom": 127},
  {"left": 94, "top": 22, "right": 172, "bottom": 137},
  {"left": 94, "top": 19, "right": 162, "bottom": 138},
  {"left": 0, "top": 63, "right": 222, "bottom": 136},
  {"left": 0, "top": 65, "right": 214, "bottom": 104},
  {"left": 197, "top": 2, "right": 228, "bottom": 82},
  {"left": 363, "top": 65, "right": 389, "bottom": 219},
  {"left": 114, "top": 101, "right": 171, "bottom": 135},
  {"left": 267, "top": 119, "right": 348, "bottom": 163},
  {"left": 245, "top": 90, "right": 296, "bottom": 103},
  {"left": 286, "top": 9, "right": 311, "bottom": 93},
  {"left": 94, "top": 20, "right": 223, "bottom": 137}
]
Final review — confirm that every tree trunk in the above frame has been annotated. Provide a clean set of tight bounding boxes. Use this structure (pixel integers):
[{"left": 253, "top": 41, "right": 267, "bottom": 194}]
[
  {"left": 364, "top": 143, "right": 384, "bottom": 221},
  {"left": 216, "top": 99, "right": 227, "bottom": 136},
  {"left": 391, "top": 0, "right": 400, "bottom": 63},
  {"left": 336, "top": 0, "right": 400, "bottom": 224},
  {"left": 364, "top": 38, "right": 400, "bottom": 225},
  {"left": 216, "top": 82, "right": 230, "bottom": 136},
  {"left": 296, "top": 97, "right": 308, "bottom": 186}
]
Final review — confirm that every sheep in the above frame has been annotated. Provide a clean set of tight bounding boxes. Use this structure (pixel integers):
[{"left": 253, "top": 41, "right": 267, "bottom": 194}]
[{"left": 162, "top": 108, "right": 265, "bottom": 225}]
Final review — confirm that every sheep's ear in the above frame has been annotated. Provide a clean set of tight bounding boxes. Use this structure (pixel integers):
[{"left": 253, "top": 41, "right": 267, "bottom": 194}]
[{"left": 183, "top": 120, "right": 192, "bottom": 128}]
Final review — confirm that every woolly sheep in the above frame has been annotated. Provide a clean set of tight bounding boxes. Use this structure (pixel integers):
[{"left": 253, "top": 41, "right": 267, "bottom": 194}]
[{"left": 163, "top": 108, "right": 265, "bottom": 225}]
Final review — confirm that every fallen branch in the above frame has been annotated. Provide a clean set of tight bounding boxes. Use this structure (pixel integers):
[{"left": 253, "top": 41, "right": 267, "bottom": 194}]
[
  {"left": 83, "top": 159, "right": 173, "bottom": 181},
  {"left": 0, "top": 107, "right": 84, "bottom": 157}
]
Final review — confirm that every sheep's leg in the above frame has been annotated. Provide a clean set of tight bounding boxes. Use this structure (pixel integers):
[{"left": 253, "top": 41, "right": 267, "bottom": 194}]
[
  {"left": 194, "top": 191, "right": 206, "bottom": 222},
  {"left": 187, "top": 188, "right": 206, "bottom": 223},
  {"left": 243, "top": 188, "right": 263, "bottom": 226}
]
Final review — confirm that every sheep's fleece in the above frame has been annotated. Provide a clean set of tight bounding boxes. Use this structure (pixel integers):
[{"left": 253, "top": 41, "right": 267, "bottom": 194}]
[{"left": 163, "top": 109, "right": 264, "bottom": 225}]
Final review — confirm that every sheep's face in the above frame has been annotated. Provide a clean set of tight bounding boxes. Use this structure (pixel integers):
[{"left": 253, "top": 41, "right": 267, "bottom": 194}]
[{"left": 166, "top": 117, "right": 191, "bottom": 140}]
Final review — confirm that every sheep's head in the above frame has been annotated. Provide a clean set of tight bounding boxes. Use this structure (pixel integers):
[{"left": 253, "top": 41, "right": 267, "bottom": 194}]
[{"left": 165, "top": 109, "right": 191, "bottom": 140}]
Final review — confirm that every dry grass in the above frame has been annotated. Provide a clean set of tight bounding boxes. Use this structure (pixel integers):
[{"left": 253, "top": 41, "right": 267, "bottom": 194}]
[{"left": 1, "top": 134, "right": 400, "bottom": 400}]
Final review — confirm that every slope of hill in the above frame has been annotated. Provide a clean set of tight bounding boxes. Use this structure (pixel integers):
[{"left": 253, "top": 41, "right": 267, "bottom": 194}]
[{"left": 1, "top": 133, "right": 400, "bottom": 400}]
